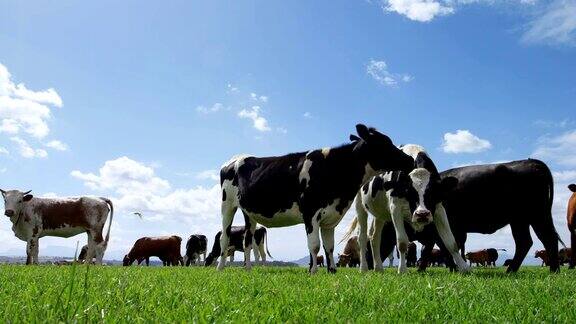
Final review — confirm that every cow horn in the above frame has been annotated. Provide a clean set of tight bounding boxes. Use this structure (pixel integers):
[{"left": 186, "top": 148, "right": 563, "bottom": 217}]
[{"left": 23, "top": 190, "right": 32, "bottom": 195}]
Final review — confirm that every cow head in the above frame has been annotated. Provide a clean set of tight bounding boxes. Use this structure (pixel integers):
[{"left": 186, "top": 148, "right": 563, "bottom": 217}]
[
  {"left": 569, "top": 184, "right": 576, "bottom": 193},
  {"left": 122, "top": 255, "right": 132, "bottom": 266},
  {"left": 383, "top": 170, "right": 458, "bottom": 228},
  {"left": 351, "top": 124, "right": 413, "bottom": 173},
  {"left": 535, "top": 250, "right": 547, "bottom": 258},
  {"left": 337, "top": 253, "right": 351, "bottom": 267},
  {"left": 205, "top": 253, "right": 216, "bottom": 266},
  {"left": 1, "top": 189, "right": 33, "bottom": 218}
]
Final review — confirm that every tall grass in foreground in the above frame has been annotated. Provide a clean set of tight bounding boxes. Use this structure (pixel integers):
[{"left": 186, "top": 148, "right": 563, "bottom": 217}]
[{"left": 1, "top": 265, "right": 576, "bottom": 323}]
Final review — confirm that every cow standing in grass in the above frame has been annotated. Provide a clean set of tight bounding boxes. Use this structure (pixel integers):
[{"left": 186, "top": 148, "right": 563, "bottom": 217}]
[
  {"left": 123, "top": 236, "right": 183, "bottom": 266},
  {"left": 184, "top": 234, "right": 208, "bottom": 266},
  {"left": 205, "top": 226, "right": 272, "bottom": 266},
  {"left": 218, "top": 124, "right": 414, "bottom": 274},
  {"left": 344, "top": 144, "right": 469, "bottom": 274},
  {"left": 1, "top": 189, "right": 113, "bottom": 265}
]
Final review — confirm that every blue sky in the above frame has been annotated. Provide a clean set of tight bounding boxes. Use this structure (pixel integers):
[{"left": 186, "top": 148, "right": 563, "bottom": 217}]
[{"left": 0, "top": 0, "right": 575, "bottom": 262}]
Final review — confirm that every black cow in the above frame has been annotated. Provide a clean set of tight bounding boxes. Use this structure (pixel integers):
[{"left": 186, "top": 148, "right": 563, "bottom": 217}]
[
  {"left": 184, "top": 234, "right": 208, "bottom": 266},
  {"left": 205, "top": 226, "right": 272, "bottom": 266},
  {"left": 379, "top": 159, "right": 562, "bottom": 273},
  {"left": 217, "top": 124, "right": 413, "bottom": 273}
]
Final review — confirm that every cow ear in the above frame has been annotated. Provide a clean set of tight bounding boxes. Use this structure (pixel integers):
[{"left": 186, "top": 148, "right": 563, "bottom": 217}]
[
  {"left": 356, "top": 124, "right": 371, "bottom": 141},
  {"left": 569, "top": 184, "right": 576, "bottom": 193},
  {"left": 349, "top": 134, "right": 361, "bottom": 142},
  {"left": 23, "top": 194, "right": 33, "bottom": 202}
]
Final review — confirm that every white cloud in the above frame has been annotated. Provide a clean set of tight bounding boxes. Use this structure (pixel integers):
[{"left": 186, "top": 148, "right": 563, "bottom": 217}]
[
  {"left": 276, "top": 127, "right": 288, "bottom": 134},
  {"left": 366, "top": 60, "right": 413, "bottom": 87},
  {"left": 238, "top": 106, "right": 271, "bottom": 132},
  {"left": 533, "top": 118, "right": 572, "bottom": 128},
  {"left": 0, "top": 63, "right": 63, "bottom": 139},
  {"left": 227, "top": 83, "right": 239, "bottom": 94},
  {"left": 10, "top": 137, "right": 48, "bottom": 159},
  {"left": 533, "top": 130, "right": 576, "bottom": 167},
  {"left": 384, "top": 0, "right": 454, "bottom": 22},
  {"left": 45, "top": 140, "right": 68, "bottom": 151},
  {"left": 250, "top": 92, "right": 268, "bottom": 103},
  {"left": 71, "top": 156, "right": 171, "bottom": 195},
  {"left": 196, "top": 169, "right": 219, "bottom": 182},
  {"left": 196, "top": 103, "right": 223, "bottom": 114},
  {"left": 0, "top": 147, "right": 8, "bottom": 155},
  {"left": 522, "top": 0, "right": 576, "bottom": 46},
  {"left": 303, "top": 112, "right": 313, "bottom": 119},
  {"left": 441, "top": 130, "right": 492, "bottom": 153}
]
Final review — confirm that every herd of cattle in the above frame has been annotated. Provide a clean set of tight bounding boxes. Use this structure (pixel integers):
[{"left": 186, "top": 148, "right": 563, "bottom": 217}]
[{"left": 2, "top": 124, "right": 576, "bottom": 275}]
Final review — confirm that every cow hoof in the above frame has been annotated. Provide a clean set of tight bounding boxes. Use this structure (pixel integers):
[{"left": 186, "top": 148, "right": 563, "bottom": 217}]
[
  {"left": 328, "top": 267, "right": 336, "bottom": 274},
  {"left": 397, "top": 267, "right": 408, "bottom": 274},
  {"left": 374, "top": 266, "right": 384, "bottom": 272}
]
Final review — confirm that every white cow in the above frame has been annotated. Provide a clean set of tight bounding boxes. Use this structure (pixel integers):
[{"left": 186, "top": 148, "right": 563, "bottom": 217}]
[{"left": 1, "top": 189, "right": 113, "bottom": 265}]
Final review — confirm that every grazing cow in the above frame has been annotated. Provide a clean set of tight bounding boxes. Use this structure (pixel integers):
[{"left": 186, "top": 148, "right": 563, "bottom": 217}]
[
  {"left": 345, "top": 144, "right": 469, "bottom": 273},
  {"left": 567, "top": 184, "right": 576, "bottom": 268},
  {"left": 535, "top": 250, "right": 549, "bottom": 266},
  {"left": 503, "top": 259, "right": 513, "bottom": 267},
  {"left": 205, "top": 226, "right": 272, "bottom": 266},
  {"left": 1, "top": 189, "right": 113, "bottom": 265},
  {"left": 315, "top": 255, "right": 325, "bottom": 267},
  {"left": 465, "top": 250, "right": 490, "bottom": 267},
  {"left": 218, "top": 124, "right": 414, "bottom": 274},
  {"left": 123, "top": 236, "right": 183, "bottom": 266},
  {"left": 559, "top": 247, "right": 572, "bottom": 266},
  {"left": 184, "top": 234, "right": 208, "bottom": 266},
  {"left": 401, "top": 160, "right": 561, "bottom": 273},
  {"left": 338, "top": 235, "right": 361, "bottom": 268}
]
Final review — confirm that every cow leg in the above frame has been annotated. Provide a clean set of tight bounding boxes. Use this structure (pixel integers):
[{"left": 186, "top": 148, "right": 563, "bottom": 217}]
[
  {"left": 370, "top": 218, "right": 386, "bottom": 272},
  {"left": 252, "top": 240, "right": 261, "bottom": 264},
  {"left": 355, "top": 195, "right": 370, "bottom": 272},
  {"left": 243, "top": 218, "right": 257, "bottom": 271},
  {"left": 390, "top": 202, "right": 410, "bottom": 274},
  {"left": 146, "top": 257, "right": 150, "bottom": 266},
  {"left": 571, "top": 232, "right": 576, "bottom": 269},
  {"left": 433, "top": 205, "right": 470, "bottom": 273},
  {"left": 532, "top": 219, "right": 560, "bottom": 273},
  {"left": 26, "top": 237, "right": 39, "bottom": 265},
  {"left": 91, "top": 230, "right": 106, "bottom": 265},
  {"left": 507, "top": 223, "right": 532, "bottom": 273},
  {"left": 321, "top": 226, "right": 336, "bottom": 274},
  {"left": 305, "top": 215, "right": 321, "bottom": 274},
  {"left": 258, "top": 241, "right": 266, "bottom": 265},
  {"left": 217, "top": 204, "right": 237, "bottom": 271}
]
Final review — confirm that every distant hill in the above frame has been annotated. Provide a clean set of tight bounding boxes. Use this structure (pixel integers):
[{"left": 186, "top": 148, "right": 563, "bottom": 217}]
[{"left": 291, "top": 256, "right": 310, "bottom": 267}]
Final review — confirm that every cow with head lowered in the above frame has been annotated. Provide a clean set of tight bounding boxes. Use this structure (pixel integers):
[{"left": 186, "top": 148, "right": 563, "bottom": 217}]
[
  {"left": 205, "top": 226, "right": 272, "bottom": 266},
  {"left": 123, "top": 236, "right": 183, "bottom": 266},
  {"left": 184, "top": 234, "right": 208, "bottom": 266},
  {"left": 344, "top": 144, "right": 469, "bottom": 273},
  {"left": 217, "top": 124, "right": 414, "bottom": 274},
  {"left": 1, "top": 189, "right": 113, "bottom": 265}
]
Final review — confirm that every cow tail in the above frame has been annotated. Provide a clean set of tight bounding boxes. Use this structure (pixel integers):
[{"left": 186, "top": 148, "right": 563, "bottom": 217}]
[
  {"left": 542, "top": 162, "right": 566, "bottom": 248},
  {"left": 340, "top": 216, "right": 358, "bottom": 244},
  {"left": 100, "top": 197, "right": 114, "bottom": 246},
  {"left": 264, "top": 229, "right": 273, "bottom": 259}
]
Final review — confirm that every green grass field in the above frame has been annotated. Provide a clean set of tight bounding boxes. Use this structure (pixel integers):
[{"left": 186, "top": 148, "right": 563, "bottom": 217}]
[{"left": 1, "top": 265, "right": 575, "bottom": 323}]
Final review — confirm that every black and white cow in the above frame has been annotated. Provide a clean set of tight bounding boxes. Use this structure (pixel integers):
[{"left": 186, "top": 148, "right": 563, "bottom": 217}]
[
  {"left": 345, "top": 145, "right": 469, "bottom": 273},
  {"left": 1, "top": 189, "right": 114, "bottom": 265},
  {"left": 184, "top": 234, "right": 208, "bottom": 266},
  {"left": 218, "top": 124, "right": 414, "bottom": 273},
  {"left": 205, "top": 226, "right": 272, "bottom": 266}
]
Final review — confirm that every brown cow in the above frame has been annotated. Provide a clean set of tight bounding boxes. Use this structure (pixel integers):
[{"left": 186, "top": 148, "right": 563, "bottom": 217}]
[
  {"left": 428, "top": 248, "right": 447, "bottom": 267},
  {"left": 535, "top": 249, "right": 549, "bottom": 267},
  {"left": 465, "top": 250, "right": 490, "bottom": 267},
  {"left": 1, "top": 189, "right": 113, "bottom": 265},
  {"left": 567, "top": 184, "right": 576, "bottom": 268},
  {"left": 123, "top": 236, "right": 183, "bottom": 266},
  {"left": 337, "top": 236, "right": 361, "bottom": 268}
]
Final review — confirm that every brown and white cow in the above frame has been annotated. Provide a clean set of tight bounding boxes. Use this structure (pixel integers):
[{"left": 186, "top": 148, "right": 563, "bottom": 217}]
[
  {"left": 337, "top": 235, "right": 361, "bottom": 268},
  {"left": 567, "top": 184, "right": 576, "bottom": 268},
  {"left": 315, "top": 255, "right": 325, "bottom": 267},
  {"left": 1, "top": 189, "right": 113, "bottom": 265},
  {"left": 123, "top": 236, "right": 184, "bottom": 266},
  {"left": 535, "top": 249, "right": 549, "bottom": 267}
]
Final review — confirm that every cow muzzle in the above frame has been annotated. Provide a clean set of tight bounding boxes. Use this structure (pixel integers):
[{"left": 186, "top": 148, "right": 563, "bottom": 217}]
[
  {"left": 4, "top": 210, "right": 14, "bottom": 217},
  {"left": 412, "top": 210, "right": 432, "bottom": 224}
]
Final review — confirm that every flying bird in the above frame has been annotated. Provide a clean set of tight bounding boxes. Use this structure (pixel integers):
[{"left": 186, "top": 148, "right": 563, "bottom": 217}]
[{"left": 133, "top": 212, "right": 143, "bottom": 219}]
